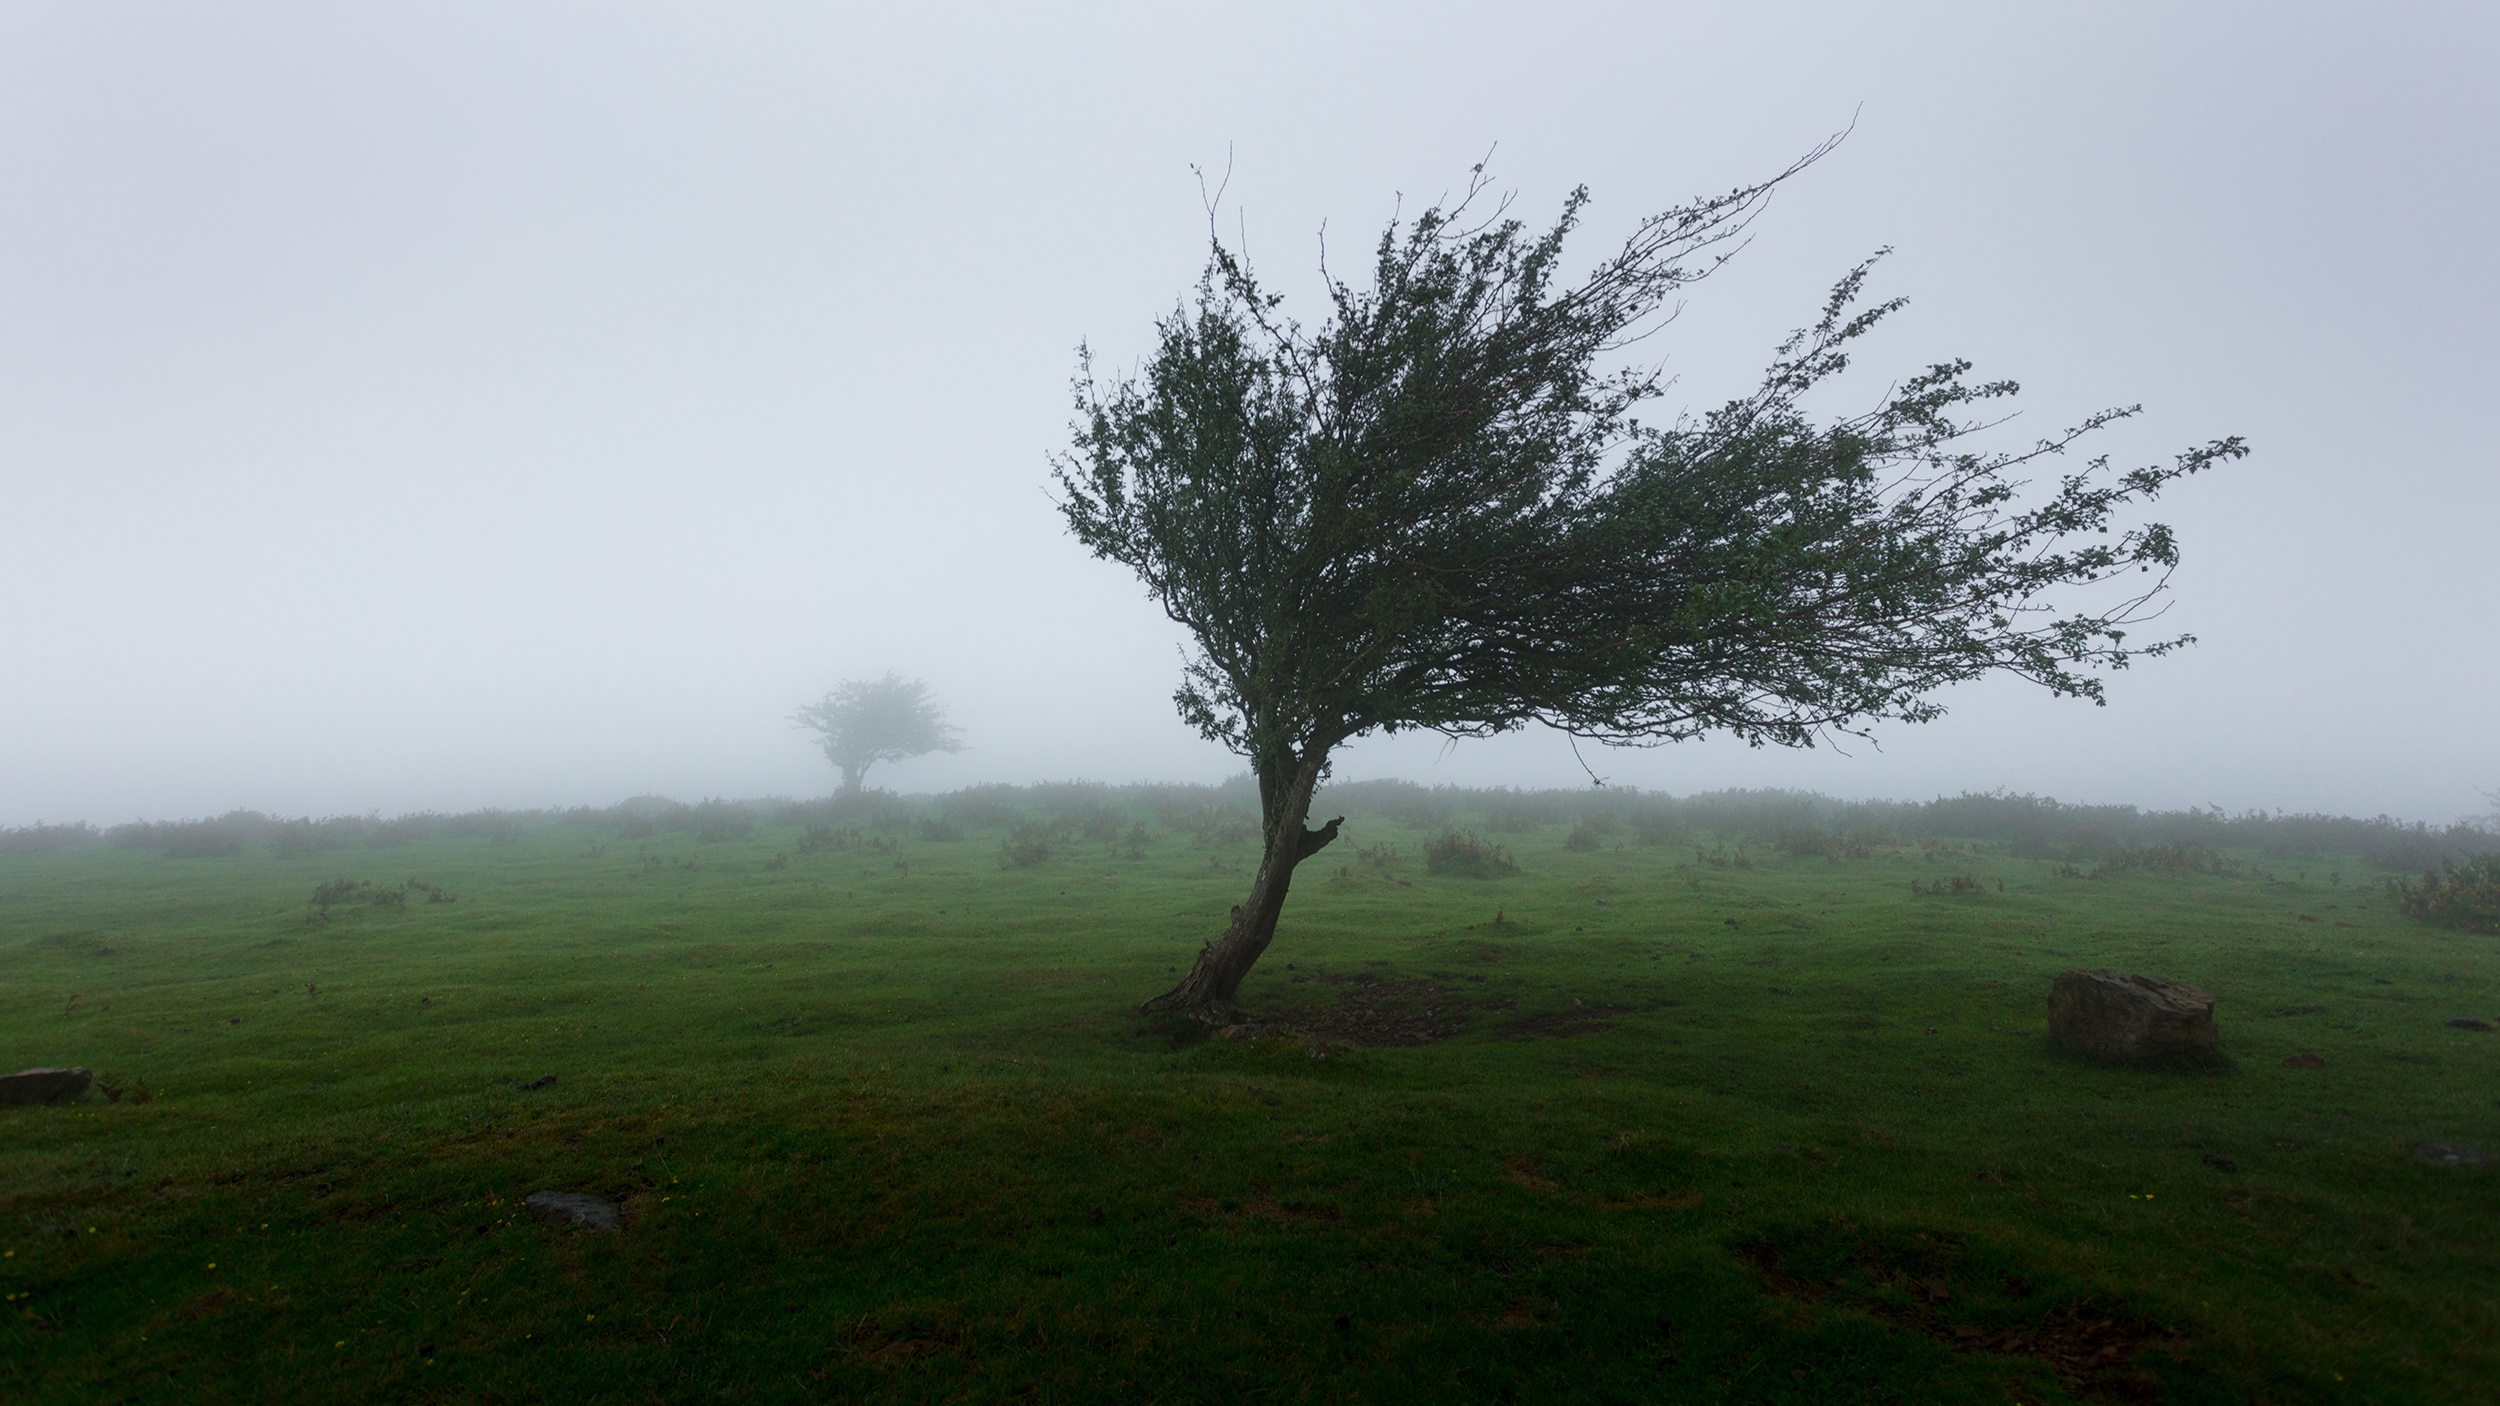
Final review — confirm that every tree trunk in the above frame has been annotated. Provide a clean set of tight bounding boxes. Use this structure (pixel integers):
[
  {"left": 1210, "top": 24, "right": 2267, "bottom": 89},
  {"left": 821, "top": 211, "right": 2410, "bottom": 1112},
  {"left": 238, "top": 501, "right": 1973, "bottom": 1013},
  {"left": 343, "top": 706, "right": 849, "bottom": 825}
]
[
  {"left": 1140, "top": 751, "right": 1343, "bottom": 1023},
  {"left": 840, "top": 762, "right": 868, "bottom": 794}
]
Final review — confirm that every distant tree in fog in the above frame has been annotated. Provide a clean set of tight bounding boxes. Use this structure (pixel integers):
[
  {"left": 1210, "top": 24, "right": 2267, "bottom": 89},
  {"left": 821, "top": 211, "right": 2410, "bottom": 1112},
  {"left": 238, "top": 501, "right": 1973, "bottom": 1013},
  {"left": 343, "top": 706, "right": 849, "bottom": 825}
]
[
  {"left": 791, "top": 674, "right": 961, "bottom": 793},
  {"left": 1056, "top": 149, "right": 2245, "bottom": 1022}
]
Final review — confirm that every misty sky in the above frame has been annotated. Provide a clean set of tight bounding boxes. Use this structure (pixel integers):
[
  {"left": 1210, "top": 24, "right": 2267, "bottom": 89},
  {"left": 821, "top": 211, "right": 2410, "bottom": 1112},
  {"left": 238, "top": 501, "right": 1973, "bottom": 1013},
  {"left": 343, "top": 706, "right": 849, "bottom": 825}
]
[{"left": 2, "top": 2, "right": 2494, "bottom": 828}]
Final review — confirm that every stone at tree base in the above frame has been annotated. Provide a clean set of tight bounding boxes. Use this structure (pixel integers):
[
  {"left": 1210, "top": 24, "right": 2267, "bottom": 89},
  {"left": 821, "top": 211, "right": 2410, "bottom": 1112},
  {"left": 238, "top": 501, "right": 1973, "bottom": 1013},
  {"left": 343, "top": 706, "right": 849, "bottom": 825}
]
[
  {"left": 2048, "top": 971, "right": 2217, "bottom": 1063},
  {"left": 0, "top": 1067, "right": 92, "bottom": 1106},
  {"left": 525, "top": 1191, "right": 620, "bottom": 1230}
]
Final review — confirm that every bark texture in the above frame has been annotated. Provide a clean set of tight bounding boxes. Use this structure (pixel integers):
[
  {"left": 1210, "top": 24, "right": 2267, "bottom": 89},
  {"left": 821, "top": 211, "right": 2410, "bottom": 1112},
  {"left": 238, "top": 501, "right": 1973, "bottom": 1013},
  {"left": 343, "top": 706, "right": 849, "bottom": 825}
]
[{"left": 1141, "top": 757, "right": 1342, "bottom": 1022}]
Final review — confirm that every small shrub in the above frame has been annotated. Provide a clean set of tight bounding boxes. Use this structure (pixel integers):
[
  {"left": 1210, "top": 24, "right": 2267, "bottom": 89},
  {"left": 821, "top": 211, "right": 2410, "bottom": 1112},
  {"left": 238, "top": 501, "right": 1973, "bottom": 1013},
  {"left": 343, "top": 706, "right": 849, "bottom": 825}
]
[
  {"left": 916, "top": 816, "right": 967, "bottom": 842},
  {"left": 96, "top": 1073, "right": 153, "bottom": 1105},
  {"left": 2388, "top": 855, "right": 2500, "bottom": 933},
  {"left": 310, "top": 880, "right": 408, "bottom": 917},
  {"left": 1911, "top": 875, "right": 1989, "bottom": 896},
  {"left": 1001, "top": 821, "right": 1058, "bottom": 869},
  {"left": 1425, "top": 830, "right": 1515, "bottom": 878},
  {"left": 1563, "top": 821, "right": 1603, "bottom": 853},
  {"left": 796, "top": 824, "right": 862, "bottom": 854}
]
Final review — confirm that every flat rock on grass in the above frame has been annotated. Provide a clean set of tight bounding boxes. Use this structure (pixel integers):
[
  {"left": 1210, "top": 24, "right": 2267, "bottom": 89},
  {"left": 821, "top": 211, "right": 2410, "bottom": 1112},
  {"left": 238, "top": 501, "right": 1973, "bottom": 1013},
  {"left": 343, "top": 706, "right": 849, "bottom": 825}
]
[
  {"left": 2049, "top": 971, "right": 2217, "bottom": 1063},
  {"left": 526, "top": 1191, "right": 621, "bottom": 1230},
  {"left": 2443, "top": 1017, "right": 2494, "bottom": 1032},
  {"left": 2411, "top": 1142, "right": 2493, "bottom": 1169},
  {"left": 0, "top": 1067, "right": 92, "bottom": 1106}
]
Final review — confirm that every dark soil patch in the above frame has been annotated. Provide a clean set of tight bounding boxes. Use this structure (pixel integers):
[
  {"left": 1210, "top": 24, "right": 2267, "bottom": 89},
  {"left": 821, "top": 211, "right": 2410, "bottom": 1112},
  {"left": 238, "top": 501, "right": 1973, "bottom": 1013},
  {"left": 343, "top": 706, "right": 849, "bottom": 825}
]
[
  {"left": 1737, "top": 1228, "right": 2175, "bottom": 1400},
  {"left": 1258, "top": 975, "right": 1477, "bottom": 1046}
]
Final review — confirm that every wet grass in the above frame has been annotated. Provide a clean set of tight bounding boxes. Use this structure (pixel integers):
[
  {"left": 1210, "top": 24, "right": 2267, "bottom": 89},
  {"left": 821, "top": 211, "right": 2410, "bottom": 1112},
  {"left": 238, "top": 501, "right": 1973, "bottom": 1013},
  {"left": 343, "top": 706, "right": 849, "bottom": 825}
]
[{"left": 2, "top": 814, "right": 2495, "bottom": 1403}]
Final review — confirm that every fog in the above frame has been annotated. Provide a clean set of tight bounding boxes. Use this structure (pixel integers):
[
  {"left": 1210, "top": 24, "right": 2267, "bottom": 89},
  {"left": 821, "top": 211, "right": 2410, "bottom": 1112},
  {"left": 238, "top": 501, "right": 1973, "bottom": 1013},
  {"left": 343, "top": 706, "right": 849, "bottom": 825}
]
[{"left": 2, "top": 2, "right": 2493, "bottom": 829}]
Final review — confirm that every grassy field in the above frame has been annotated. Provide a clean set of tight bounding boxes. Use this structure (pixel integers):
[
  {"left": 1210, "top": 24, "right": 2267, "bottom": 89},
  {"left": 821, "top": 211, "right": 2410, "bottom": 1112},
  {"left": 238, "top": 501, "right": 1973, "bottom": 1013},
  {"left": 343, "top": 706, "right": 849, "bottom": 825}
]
[{"left": 3, "top": 795, "right": 2495, "bottom": 1404}]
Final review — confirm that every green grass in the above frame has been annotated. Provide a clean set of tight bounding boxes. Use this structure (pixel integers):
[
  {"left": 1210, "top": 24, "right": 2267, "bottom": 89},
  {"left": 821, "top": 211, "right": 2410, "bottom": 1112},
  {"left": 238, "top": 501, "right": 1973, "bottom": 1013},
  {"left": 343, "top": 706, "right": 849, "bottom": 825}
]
[{"left": 3, "top": 812, "right": 2495, "bottom": 1403}]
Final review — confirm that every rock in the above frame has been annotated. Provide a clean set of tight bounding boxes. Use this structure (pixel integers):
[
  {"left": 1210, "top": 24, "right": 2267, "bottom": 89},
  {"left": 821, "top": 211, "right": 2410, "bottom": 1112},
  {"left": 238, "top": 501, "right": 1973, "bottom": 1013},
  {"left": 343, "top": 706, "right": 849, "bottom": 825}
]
[
  {"left": 2282, "top": 1052, "right": 2326, "bottom": 1069},
  {"left": 2048, "top": 970, "right": 2217, "bottom": 1063},
  {"left": 2201, "top": 1153, "right": 2238, "bottom": 1172},
  {"left": 2410, "top": 1142, "right": 2493, "bottom": 1169},
  {"left": 0, "top": 1067, "right": 93, "bottom": 1106},
  {"left": 2443, "top": 1017, "right": 2494, "bottom": 1032},
  {"left": 516, "top": 1075, "right": 556, "bottom": 1090},
  {"left": 525, "top": 1191, "right": 620, "bottom": 1230}
]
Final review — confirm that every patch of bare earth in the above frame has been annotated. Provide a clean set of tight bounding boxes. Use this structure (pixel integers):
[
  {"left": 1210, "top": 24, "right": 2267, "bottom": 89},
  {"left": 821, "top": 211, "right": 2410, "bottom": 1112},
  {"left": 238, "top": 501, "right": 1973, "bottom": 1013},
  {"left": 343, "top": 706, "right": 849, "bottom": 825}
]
[
  {"left": 1243, "top": 974, "right": 1478, "bottom": 1046},
  {"left": 1740, "top": 1241, "right": 2174, "bottom": 1401}
]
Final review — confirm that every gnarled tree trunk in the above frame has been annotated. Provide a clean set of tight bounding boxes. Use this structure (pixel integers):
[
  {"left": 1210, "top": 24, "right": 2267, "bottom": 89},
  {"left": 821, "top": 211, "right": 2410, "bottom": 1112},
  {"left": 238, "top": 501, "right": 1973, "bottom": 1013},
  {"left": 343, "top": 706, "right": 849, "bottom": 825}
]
[{"left": 1141, "top": 751, "right": 1343, "bottom": 1022}]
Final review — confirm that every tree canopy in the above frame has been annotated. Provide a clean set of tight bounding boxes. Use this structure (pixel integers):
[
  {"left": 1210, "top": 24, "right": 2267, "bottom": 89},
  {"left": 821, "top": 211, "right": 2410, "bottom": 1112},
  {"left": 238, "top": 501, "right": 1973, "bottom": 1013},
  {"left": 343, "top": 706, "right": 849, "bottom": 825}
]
[
  {"left": 791, "top": 674, "right": 962, "bottom": 794},
  {"left": 1055, "top": 155, "right": 2245, "bottom": 1020}
]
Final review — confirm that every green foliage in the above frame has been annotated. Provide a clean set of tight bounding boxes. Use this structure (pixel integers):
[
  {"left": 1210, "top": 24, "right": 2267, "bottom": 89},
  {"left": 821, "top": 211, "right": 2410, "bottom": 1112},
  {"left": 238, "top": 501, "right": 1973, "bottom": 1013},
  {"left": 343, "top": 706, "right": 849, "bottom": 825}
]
[
  {"left": 2388, "top": 853, "right": 2500, "bottom": 933},
  {"left": 309, "top": 879, "right": 409, "bottom": 916},
  {"left": 999, "top": 820, "right": 1058, "bottom": 869},
  {"left": 1423, "top": 829, "right": 1515, "bottom": 877},
  {"left": 1056, "top": 157, "right": 2244, "bottom": 777}
]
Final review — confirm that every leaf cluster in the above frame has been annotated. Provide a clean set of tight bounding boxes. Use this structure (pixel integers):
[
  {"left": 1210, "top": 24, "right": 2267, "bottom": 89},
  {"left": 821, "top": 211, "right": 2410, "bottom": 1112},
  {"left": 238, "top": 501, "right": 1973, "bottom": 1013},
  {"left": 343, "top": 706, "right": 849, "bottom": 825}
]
[{"left": 1055, "top": 153, "right": 2245, "bottom": 773}]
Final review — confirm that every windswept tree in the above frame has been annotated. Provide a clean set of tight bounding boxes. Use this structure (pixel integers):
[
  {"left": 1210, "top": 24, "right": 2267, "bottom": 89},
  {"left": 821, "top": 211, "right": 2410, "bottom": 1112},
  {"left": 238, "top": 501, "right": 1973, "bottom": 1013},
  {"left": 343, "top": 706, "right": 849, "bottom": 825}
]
[
  {"left": 1055, "top": 152, "right": 2245, "bottom": 1022},
  {"left": 791, "top": 674, "right": 962, "bottom": 793}
]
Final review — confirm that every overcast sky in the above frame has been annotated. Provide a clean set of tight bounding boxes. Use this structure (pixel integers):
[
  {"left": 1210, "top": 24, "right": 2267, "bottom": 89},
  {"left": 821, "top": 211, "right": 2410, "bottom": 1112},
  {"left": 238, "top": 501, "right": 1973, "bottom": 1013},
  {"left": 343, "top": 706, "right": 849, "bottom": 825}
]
[{"left": 2, "top": 1, "right": 2493, "bottom": 828}]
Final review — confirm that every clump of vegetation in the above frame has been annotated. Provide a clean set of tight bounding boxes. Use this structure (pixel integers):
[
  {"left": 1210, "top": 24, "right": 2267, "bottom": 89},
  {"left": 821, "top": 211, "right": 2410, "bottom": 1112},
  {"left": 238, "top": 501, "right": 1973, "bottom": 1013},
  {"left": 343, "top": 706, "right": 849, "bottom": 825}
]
[
  {"left": 1911, "top": 875, "right": 1994, "bottom": 896},
  {"left": 310, "top": 879, "right": 409, "bottom": 918},
  {"left": 1425, "top": 830, "right": 1515, "bottom": 878},
  {"left": 94, "top": 1072, "right": 154, "bottom": 1105},
  {"left": 2089, "top": 843, "right": 2242, "bottom": 878},
  {"left": 1563, "top": 818, "right": 1614, "bottom": 852},
  {"left": 0, "top": 821, "right": 100, "bottom": 855},
  {"left": 1000, "top": 821, "right": 1059, "bottom": 869},
  {"left": 2388, "top": 855, "right": 2500, "bottom": 933},
  {"left": 796, "top": 824, "right": 863, "bottom": 854}
]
